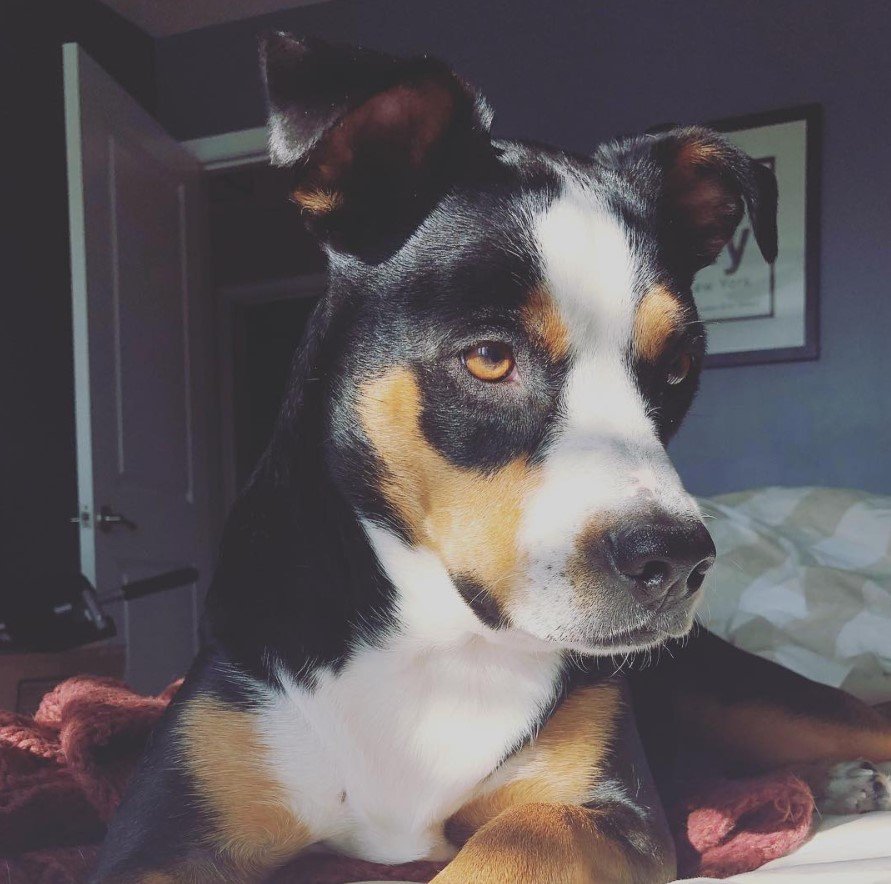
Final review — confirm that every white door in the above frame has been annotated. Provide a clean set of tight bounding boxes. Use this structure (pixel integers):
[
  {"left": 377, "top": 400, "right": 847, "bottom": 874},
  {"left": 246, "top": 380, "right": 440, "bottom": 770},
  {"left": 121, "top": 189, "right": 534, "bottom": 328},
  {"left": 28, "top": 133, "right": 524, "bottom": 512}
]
[{"left": 63, "top": 44, "right": 214, "bottom": 694}]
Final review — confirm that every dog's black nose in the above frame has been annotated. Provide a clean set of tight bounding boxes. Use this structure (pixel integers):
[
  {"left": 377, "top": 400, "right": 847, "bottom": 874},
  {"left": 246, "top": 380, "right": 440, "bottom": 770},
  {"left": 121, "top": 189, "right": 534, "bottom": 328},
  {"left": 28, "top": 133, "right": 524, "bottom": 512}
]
[{"left": 607, "top": 516, "right": 716, "bottom": 604}]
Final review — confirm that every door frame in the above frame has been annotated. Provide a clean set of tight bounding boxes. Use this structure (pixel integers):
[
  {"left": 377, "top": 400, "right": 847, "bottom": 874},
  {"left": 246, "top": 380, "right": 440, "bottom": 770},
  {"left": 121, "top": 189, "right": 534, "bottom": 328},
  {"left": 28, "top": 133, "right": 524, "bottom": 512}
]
[
  {"left": 64, "top": 42, "right": 216, "bottom": 688},
  {"left": 63, "top": 44, "right": 97, "bottom": 578},
  {"left": 186, "top": 134, "right": 332, "bottom": 519},
  {"left": 216, "top": 273, "right": 326, "bottom": 511},
  {"left": 181, "top": 133, "right": 271, "bottom": 553},
  {"left": 183, "top": 127, "right": 268, "bottom": 170}
]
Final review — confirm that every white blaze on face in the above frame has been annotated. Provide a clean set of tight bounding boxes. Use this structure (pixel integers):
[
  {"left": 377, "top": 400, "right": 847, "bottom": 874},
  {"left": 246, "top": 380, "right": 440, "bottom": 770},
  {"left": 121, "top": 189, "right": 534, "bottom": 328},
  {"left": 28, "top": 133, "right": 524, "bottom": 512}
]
[{"left": 508, "top": 186, "right": 701, "bottom": 642}]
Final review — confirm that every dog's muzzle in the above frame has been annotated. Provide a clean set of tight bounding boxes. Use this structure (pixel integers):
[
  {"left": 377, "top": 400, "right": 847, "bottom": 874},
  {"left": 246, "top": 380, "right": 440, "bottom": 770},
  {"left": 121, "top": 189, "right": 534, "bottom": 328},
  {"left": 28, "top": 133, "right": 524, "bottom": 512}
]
[{"left": 586, "top": 513, "right": 716, "bottom": 609}]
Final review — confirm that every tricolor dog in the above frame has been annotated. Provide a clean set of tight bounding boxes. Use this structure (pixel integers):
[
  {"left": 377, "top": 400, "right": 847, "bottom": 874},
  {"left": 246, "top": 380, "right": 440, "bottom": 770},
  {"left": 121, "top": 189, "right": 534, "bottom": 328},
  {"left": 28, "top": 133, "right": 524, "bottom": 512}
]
[{"left": 97, "top": 35, "right": 891, "bottom": 883}]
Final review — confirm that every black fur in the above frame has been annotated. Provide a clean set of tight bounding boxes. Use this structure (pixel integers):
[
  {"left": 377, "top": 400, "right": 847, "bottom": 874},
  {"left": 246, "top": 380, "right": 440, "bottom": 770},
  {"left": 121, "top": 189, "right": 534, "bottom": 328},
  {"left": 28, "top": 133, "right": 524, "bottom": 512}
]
[
  {"left": 205, "top": 296, "right": 398, "bottom": 686},
  {"left": 95, "top": 35, "right": 780, "bottom": 883},
  {"left": 96, "top": 647, "right": 258, "bottom": 876},
  {"left": 262, "top": 33, "right": 497, "bottom": 259},
  {"left": 191, "top": 27, "right": 777, "bottom": 739},
  {"left": 453, "top": 575, "right": 508, "bottom": 629}
]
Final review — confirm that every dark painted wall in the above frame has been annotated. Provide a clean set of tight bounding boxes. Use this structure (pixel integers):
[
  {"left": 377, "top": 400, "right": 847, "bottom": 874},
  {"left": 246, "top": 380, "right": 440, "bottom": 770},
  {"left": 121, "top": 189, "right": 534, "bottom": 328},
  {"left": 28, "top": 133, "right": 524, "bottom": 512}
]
[
  {"left": 0, "top": 0, "right": 156, "bottom": 596},
  {"left": 153, "top": 0, "right": 891, "bottom": 497}
]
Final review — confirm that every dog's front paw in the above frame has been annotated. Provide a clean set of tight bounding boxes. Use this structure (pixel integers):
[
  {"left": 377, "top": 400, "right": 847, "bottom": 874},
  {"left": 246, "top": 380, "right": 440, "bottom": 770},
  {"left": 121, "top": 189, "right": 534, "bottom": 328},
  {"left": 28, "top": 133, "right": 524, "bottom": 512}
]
[{"left": 815, "top": 760, "right": 891, "bottom": 815}]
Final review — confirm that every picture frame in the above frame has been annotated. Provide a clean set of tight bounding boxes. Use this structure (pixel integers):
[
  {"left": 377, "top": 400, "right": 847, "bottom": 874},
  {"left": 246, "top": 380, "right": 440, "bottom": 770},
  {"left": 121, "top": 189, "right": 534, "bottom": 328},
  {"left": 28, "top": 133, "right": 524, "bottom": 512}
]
[{"left": 656, "top": 105, "right": 822, "bottom": 368}]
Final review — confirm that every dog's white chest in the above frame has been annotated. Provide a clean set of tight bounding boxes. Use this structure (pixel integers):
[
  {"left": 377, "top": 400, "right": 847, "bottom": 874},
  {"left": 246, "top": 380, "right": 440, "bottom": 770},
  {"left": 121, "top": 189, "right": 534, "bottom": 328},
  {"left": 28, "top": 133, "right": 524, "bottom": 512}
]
[{"left": 257, "top": 636, "right": 561, "bottom": 863}]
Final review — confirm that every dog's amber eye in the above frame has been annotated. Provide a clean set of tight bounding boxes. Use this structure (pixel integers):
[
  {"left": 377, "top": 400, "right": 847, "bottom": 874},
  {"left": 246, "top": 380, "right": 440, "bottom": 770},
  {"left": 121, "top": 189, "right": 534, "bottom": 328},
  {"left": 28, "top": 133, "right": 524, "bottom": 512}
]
[
  {"left": 667, "top": 352, "right": 693, "bottom": 385},
  {"left": 462, "top": 342, "right": 515, "bottom": 383}
]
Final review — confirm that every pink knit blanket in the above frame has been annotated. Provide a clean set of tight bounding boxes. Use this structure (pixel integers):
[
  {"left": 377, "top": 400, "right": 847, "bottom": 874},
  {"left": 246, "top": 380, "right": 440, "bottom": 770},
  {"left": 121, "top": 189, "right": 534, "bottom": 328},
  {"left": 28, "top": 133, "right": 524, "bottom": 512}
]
[{"left": 0, "top": 676, "right": 815, "bottom": 882}]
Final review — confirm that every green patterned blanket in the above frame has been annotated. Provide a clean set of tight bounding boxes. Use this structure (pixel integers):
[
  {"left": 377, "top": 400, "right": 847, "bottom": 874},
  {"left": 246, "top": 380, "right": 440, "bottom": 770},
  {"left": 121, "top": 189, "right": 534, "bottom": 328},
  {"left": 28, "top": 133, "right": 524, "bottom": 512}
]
[{"left": 699, "top": 486, "right": 891, "bottom": 704}]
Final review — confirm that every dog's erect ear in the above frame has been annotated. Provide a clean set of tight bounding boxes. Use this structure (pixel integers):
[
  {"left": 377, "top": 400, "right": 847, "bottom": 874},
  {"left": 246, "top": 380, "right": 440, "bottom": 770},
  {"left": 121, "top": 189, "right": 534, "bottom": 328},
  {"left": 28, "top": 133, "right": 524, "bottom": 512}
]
[
  {"left": 260, "top": 33, "right": 494, "bottom": 255},
  {"left": 650, "top": 127, "right": 778, "bottom": 274}
]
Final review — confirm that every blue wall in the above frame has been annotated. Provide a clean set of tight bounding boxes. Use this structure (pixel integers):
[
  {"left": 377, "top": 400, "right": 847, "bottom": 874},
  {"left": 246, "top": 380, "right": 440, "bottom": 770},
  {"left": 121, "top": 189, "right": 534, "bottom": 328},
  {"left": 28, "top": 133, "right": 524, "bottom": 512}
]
[{"left": 156, "top": 0, "right": 891, "bottom": 496}]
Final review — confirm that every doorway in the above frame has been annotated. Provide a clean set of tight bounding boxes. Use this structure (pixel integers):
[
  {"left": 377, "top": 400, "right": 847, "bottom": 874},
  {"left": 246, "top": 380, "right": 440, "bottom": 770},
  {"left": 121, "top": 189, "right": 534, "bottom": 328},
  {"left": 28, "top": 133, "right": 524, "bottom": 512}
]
[
  {"left": 63, "top": 44, "right": 323, "bottom": 691},
  {"left": 206, "top": 162, "right": 326, "bottom": 510}
]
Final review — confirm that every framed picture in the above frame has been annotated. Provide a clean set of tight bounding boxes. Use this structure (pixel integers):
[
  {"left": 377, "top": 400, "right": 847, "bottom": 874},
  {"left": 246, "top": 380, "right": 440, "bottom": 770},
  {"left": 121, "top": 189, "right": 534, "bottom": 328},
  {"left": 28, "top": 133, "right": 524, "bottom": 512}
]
[{"left": 670, "top": 105, "right": 822, "bottom": 367}]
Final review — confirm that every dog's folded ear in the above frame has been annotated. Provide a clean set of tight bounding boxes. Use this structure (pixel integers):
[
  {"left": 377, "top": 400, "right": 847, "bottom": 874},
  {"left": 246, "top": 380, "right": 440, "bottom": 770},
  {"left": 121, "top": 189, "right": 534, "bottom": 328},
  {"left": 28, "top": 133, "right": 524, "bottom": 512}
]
[
  {"left": 260, "top": 33, "right": 495, "bottom": 256},
  {"left": 648, "top": 127, "right": 778, "bottom": 274}
]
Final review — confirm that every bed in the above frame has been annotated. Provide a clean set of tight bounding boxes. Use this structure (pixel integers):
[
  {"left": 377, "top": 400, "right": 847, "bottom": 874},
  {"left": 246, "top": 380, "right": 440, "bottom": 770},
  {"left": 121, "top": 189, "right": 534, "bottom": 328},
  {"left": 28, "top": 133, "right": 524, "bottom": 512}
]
[
  {"left": 682, "top": 486, "right": 891, "bottom": 881},
  {"left": 697, "top": 486, "right": 891, "bottom": 706}
]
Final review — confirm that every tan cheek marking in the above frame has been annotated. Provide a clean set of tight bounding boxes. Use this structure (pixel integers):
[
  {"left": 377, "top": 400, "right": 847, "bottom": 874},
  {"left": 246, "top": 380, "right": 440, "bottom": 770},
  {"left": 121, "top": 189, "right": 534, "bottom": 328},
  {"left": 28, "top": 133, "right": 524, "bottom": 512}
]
[
  {"left": 446, "top": 681, "right": 621, "bottom": 843},
  {"left": 521, "top": 286, "right": 570, "bottom": 361},
  {"left": 178, "top": 698, "right": 311, "bottom": 871},
  {"left": 359, "top": 368, "right": 541, "bottom": 605},
  {"left": 633, "top": 285, "right": 684, "bottom": 363}
]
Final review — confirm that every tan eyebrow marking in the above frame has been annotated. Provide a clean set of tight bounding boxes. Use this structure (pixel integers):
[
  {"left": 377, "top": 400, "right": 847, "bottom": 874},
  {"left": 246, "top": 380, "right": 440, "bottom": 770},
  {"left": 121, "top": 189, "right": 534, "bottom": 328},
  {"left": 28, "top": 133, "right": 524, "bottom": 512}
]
[
  {"left": 290, "top": 188, "right": 344, "bottom": 215},
  {"left": 633, "top": 284, "right": 685, "bottom": 362},
  {"left": 521, "top": 286, "right": 571, "bottom": 361}
]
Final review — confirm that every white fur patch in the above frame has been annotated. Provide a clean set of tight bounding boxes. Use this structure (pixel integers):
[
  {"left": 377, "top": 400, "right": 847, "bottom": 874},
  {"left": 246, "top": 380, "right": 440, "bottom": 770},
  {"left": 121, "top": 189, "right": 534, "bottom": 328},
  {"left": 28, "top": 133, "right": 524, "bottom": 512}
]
[
  {"left": 254, "top": 523, "right": 563, "bottom": 864},
  {"left": 507, "top": 187, "right": 702, "bottom": 648}
]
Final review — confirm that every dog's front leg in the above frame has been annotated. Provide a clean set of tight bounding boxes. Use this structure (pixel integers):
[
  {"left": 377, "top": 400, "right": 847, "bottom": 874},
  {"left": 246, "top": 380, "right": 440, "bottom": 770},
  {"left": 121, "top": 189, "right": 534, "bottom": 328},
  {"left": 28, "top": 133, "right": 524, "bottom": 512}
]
[
  {"left": 95, "top": 651, "right": 314, "bottom": 883},
  {"left": 434, "top": 680, "right": 674, "bottom": 884},
  {"left": 433, "top": 801, "right": 673, "bottom": 884}
]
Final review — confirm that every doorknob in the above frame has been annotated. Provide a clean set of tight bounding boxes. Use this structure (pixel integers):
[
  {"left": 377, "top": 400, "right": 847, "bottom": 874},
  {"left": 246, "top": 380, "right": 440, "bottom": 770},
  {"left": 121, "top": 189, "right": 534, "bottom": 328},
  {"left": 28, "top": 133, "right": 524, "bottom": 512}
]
[
  {"left": 96, "top": 505, "right": 137, "bottom": 533},
  {"left": 70, "top": 506, "right": 137, "bottom": 533}
]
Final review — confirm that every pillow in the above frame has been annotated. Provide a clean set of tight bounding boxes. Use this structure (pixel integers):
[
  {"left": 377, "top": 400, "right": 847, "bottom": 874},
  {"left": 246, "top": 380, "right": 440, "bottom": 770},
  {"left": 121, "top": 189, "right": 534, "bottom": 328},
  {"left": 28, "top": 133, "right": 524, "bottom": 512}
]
[{"left": 696, "top": 487, "right": 891, "bottom": 704}]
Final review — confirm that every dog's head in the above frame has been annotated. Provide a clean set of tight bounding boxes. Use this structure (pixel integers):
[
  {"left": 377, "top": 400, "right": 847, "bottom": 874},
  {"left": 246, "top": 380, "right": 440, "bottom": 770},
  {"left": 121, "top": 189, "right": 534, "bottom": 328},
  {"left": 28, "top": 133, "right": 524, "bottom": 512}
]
[{"left": 259, "top": 34, "right": 777, "bottom": 656}]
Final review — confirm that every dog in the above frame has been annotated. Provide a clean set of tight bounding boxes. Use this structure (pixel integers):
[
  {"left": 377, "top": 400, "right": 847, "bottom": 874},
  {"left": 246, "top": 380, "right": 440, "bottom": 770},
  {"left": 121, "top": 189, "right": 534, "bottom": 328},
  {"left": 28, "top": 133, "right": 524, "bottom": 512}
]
[{"left": 95, "top": 34, "right": 891, "bottom": 883}]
